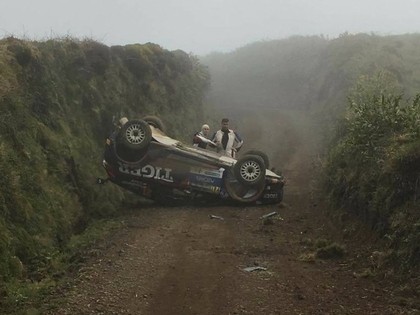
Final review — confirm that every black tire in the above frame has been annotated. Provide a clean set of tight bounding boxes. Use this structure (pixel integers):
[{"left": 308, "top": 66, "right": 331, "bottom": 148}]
[
  {"left": 119, "top": 119, "right": 152, "bottom": 150},
  {"left": 224, "top": 170, "right": 265, "bottom": 203},
  {"left": 143, "top": 115, "right": 165, "bottom": 131},
  {"left": 233, "top": 155, "right": 266, "bottom": 186},
  {"left": 243, "top": 150, "right": 269, "bottom": 168}
]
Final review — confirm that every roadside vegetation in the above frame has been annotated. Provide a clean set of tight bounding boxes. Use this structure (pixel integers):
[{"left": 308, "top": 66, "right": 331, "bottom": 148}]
[
  {"left": 323, "top": 71, "right": 420, "bottom": 272},
  {"left": 0, "top": 36, "right": 210, "bottom": 310}
]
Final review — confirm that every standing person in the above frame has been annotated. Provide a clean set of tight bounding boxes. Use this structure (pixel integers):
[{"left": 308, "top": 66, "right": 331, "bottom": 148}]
[
  {"left": 192, "top": 124, "right": 215, "bottom": 149},
  {"left": 104, "top": 117, "right": 128, "bottom": 162},
  {"left": 106, "top": 117, "right": 128, "bottom": 145},
  {"left": 212, "top": 118, "right": 243, "bottom": 158}
]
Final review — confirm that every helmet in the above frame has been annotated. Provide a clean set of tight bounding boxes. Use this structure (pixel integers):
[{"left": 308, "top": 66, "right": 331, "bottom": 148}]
[{"left": 119, "top": 117, "right": 128, "bottom": 126}]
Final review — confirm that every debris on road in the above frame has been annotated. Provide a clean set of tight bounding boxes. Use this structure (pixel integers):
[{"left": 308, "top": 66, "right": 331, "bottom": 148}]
[
  {"left": 260, "top": 211, "right": 284, "bottom": 221},
  {"left": 260, "top": 211, "right": 278, "bottom": 220},
  {"left": 209, "top": 214, "right": 225, "bottom": 220},
  {"left": 243, "top": 266, "right": 268, "bottom": 272},
  {"left": 260, "top": 211, "right": 284, "bottom": 226}
]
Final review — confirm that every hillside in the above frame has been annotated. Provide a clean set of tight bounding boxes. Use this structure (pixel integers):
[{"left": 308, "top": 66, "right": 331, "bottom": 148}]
[
  {"left": 202, "top": 33, "right": 420, "bottom": 114},
  {"left": 0, "top": 37, "right": 210, "bottom": 292}
]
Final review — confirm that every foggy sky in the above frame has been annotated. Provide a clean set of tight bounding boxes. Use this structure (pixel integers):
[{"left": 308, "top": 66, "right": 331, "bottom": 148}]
[{"left": 1, "top": 0, "right": 420, "bottom": 55}]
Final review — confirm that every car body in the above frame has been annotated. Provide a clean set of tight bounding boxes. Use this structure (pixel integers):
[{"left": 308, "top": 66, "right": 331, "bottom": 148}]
[{"left": 101, "top": 118, "right": 285, "bottom": 205}]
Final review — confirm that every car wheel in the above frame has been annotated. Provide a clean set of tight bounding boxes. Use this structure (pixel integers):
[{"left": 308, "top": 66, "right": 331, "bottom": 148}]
[
  {"left": 143, "top": 115, "right": 165, "bottom": 132},
  {"left": 224, "top": 170, "right": 265, "bottom": 203},
  {"left": 119, "top": 119, "right": 152, "bottom": 150},
  {"left": 233, "top": 155, "right": 266, "bottom": 186},
  {"left": 243, "top": 150, "right": 269, "bottom": 168}
]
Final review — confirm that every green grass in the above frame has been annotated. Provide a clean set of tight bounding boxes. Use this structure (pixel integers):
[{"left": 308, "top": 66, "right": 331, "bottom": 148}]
[{"left": 0, "top": 218, "right": 124, "bottom": 314}]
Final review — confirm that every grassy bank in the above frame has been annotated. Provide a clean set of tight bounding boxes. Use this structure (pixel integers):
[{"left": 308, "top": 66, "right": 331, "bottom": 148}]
[{"left": 0, "top": 36, "right": 210, "bottom": 309}]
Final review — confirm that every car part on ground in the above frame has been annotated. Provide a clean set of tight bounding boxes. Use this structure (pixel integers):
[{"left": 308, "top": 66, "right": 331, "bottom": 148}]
[
  {"left": 260, "top": 211, "right": 278, "bottom": 220},
  {"left": 243, "top": 266, "right": 268, "bottom": 272},
  {"left": 209, "top": 215, "right": 225, "bottom": 220}
]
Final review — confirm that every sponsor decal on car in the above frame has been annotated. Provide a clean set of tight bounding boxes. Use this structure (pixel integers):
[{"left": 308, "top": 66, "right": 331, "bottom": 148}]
[
  {"left": 118, "top": 164, "right": 174, "bottom": 183},
  {"left": 189, "top": 174, "right": 222, "bottom": 193},
  {"left": 190, "top": 167, "right": 224, "bottom": 178},
  {"left": 193, "top": 174, "right": 217, "bottom": 184},
  {"left": 188, "top": 169, "right": 223, "bottom": 194},
  {"left": 263, "top": 193, "right": 278, "bottom": 199}
]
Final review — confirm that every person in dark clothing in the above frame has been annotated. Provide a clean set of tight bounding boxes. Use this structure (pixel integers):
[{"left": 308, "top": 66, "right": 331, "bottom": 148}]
[
  {"left": 104, "top": 117, "right": 128, "bottom": 162},
  {"left": 106, "top": 117, "right": 128, "bottom": 146}
]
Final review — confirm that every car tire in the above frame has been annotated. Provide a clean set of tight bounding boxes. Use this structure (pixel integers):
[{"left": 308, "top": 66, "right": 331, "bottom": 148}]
[
  {"left": 243, "top": 150, "right": 269, "bottom": 168},
  {"left": 224, "top": 170, "right": 265, "bottom": 203},
  {"left": 143, "top": 115, "right": 165, "bottom": 131},
  {"left": 233, "top": 155, "right": 266, "bottom": 186},
  {"left": 119, "top": 119, "right": 152, "bottom": 150}
]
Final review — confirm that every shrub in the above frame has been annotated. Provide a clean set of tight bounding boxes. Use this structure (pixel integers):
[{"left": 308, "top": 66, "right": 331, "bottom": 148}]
[{"left": 323, "top": 71, "right": 420, "bottom": 270}]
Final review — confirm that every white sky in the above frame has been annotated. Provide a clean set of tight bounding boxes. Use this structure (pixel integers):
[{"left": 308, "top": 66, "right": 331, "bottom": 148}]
[{"left": 1, "top": 0, "right": 420, "bottom": 55}]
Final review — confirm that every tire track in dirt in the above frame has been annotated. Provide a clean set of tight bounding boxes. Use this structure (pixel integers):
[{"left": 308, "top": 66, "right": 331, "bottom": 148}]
[{"left": 145, "top": 209, "right": 237, "bottom": 315}]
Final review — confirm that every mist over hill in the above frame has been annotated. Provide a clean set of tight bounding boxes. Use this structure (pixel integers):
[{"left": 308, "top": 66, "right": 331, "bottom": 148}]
[{"left": 201, "top": 33, "right": 420, "bottom": 115}]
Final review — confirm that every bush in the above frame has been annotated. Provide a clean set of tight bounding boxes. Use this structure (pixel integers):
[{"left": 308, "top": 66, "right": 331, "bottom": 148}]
[{"left": 323, "top": 71, "right": 420, "bottom": 270}]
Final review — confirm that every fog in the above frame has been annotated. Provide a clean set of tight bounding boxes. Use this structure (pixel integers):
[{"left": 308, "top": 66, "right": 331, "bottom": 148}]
[{"left": 1, "top": 0, "right": 420, "bottom": 55}]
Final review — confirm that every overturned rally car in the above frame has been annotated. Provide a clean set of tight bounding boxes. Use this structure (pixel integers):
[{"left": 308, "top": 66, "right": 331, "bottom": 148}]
[{"left": 100, "top": 117, "right": 285, "bottom": 205}]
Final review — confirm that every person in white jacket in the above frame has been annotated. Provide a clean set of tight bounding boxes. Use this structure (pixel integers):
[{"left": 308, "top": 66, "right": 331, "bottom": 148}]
[{"left": 211, "top": 118, "right": 243, "bottom": 158}]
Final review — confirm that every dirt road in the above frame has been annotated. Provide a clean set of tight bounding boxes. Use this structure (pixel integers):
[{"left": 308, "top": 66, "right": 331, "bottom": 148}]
[{"left": 44, "top": 110, "right": 418, "bottom": 314}]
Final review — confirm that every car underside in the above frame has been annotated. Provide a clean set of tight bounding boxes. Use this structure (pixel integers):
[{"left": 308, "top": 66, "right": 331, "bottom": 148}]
[{"left": 101, "top": 117, "right": 285, "bottom": 205}]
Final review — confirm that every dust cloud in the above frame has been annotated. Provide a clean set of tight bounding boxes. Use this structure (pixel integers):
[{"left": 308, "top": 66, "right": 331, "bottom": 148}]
[{"left": 217, "top": 107, "right": 319, "bottom": 175}]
